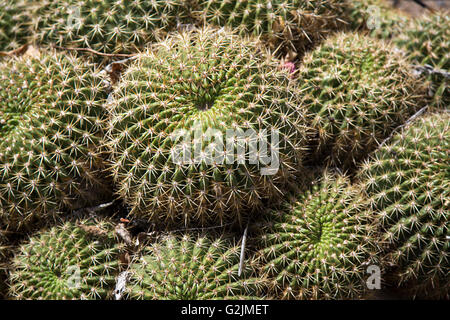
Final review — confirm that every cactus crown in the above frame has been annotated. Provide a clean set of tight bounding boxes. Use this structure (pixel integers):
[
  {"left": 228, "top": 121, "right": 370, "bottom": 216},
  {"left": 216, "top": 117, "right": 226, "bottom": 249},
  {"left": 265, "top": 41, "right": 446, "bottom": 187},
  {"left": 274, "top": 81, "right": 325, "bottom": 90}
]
[
  {"left": 298, "top": 32, "right": 428, "bottom": 169},
  {"left": 29, "top": 0, "right": 190, "bottom": 55},
  {"left": 8, "top": 218, "right": 122, "bottom": 299},
  {"left": 359, "top": 113, "right": 449, "bottom": 298},
  {"left": 106, "top": 27, "right": 308, "bottom": 227},
  {"left": 0, "top": 51, "right": 108, "bottom": 229},
  {"left": 256, "top": 173, "right": 379, "bottom": 300},
  {"left": 125, "top": 234, "right": 262, "bottom": 299}
]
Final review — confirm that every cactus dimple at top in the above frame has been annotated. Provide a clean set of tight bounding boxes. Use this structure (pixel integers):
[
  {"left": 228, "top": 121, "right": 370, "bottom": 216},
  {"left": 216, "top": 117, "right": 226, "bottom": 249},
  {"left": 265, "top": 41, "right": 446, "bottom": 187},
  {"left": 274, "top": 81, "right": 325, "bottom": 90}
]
[
  {"left": 359, "top": 113, "right": 449, "bottom": 298},
  {"left": 394, "top": 12, "right": 449, "bottom": 108},
  {"left": 29, "top": 0, "right": 190, "bottom": 55},
  {"left": 0, "top": 51, "right": 108, "bottom": 230},
  {"left": 194, "top": 0, "right": 348, "bottom": 54},
  {"left": 255, "top": 173, "right": 379, "bottom": 300},
  {"left": 0, "top": 0, "right": 30, "bottom": 51},
  {"left": 125, "top": 234, "right": 262, "bottom": 299},
  {"left": 106, "top": 27, "right": 309, "bottom": 227},
  {"left": 8, "top": 219, "right": 122, "bottom": 299},
  {"left": 298, "top": 32, "right": 429, "bottom": 169}
]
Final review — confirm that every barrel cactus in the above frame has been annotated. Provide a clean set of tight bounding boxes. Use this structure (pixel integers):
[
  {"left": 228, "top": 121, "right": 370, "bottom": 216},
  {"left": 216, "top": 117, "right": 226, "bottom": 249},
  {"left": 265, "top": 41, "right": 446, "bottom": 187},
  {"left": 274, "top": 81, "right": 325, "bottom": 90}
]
[
  {"left": 125, "top": 234, "right": 263, "bottom": 299},
  {"left": 298, "top": 32, "right": 429, "bottom": 169},
  {"left": 106, "top": 27, "right": 309, "bottom": 227},
  {"left": 0, "top": 51, "right": 108, "bottom": 230},
  {"left": 29, "top": 0, "right": 191, "bottom": 55},
  {"left": 8, "top": 218, "right": 123, "bottom": 299},
  {"left": 394, "top": 12, "right": 449, "bottom": 108},
  {"left": 193, "top": 0, "right": 348, "bottom": 54},
  {"left": 254, "top": 173, "right": 379, "bottom": 300},
  {"left": 0, "top": 0, "right": 31, "bottom": 51},
  {"left": 359, "top": 113, "right": 449, "bottom": 298}
]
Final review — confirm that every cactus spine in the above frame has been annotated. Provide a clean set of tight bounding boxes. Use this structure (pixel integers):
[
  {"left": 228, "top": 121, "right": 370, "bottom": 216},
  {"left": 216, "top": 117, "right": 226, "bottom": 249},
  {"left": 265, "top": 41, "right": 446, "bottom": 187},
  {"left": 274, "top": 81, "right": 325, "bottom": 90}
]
[
  {"left": 0, "top": 51, "right": 108, "bottom": 230},
  {"left": 8, "top": 218, "right": 122, "bottom": 299},
  {"left": 298, "top": 32, "right": 429, "bottom": 169},
  {"left": 394, "top": 12, "right": 449, "bottom": 108},
  {"left": 255, "top": 173, "right": 379, "bottom": 300},
  {"left": 0, "top": 0, "right": 31, "bottom": 51},
  {"left": 125, "top": 234, "right": 262, "bottom": 299},
  {"left": 106, "top": 27, "right": 309, "bottom": 227},
  {"left": 194, "top": 0, "right": 348, "bottom": 54},
  {"left": 29, "top": 0, "right": 191, "bottom": 55},
  {"left": 359, "top": 113, "right": 449, "bottom": 298}
]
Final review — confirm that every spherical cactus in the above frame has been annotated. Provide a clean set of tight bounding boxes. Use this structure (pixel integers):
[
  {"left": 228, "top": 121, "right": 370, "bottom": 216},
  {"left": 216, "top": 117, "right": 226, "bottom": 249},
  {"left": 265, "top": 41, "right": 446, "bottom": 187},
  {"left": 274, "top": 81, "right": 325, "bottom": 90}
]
[
  {"left": 194, "top": 0, "right": 348, "bottom": 54},
  {"left": 0, "top": 51, "right": 109, "bottom": 230},
  {"left": 8, "top": 218, "right": 123, "bottom": 299},
  {"left": 106, "top": 27, "right": 309, "bottom": 227},
  {"left": 254, "top": 173, "right": 379, "bottom": 300},
  {"left": 0, "top": 0, "right": 31, "bottom": 51},
  {"left": 358, "top": 113, "right": 449, "bottom": 298},
  {"left": 29, "top": 0, "right": 191, "bottom": 55},
  {"left": 125, "top": 234, "right": 262, "bottom": 299},
  {"left": 298, "top": 32, "right": 429, "bottom": 169},
  {"left": 393, "top": 12, "right": 449, "bottom": 108}
]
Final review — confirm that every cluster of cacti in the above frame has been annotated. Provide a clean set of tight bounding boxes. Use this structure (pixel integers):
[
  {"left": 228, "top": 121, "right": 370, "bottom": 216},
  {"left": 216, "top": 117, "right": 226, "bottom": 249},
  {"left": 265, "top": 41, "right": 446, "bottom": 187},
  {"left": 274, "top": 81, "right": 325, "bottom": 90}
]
[
  {"left": 298, "top": 32, "right": 429, "bottom": 169},
  {"left": 0, "top": 0, "right": 448, "bottom": 301},
  {"left": 106, "top": 27, "right": 309, "bottom": 227},
  {"left": 358, "top": 113, "right": 449, "bottom": 298},
  {"left": 125, "top": 234, "right": 262, "bottom": 299},
  {"left": 393, "top": 12, "right": 449, "bottom": 108},
  {"left": 0, "top": 51, "right": 108, "bottom": 230},
  {"left": 0, "top": 0, "right": 30, "bottom": 51},
  {"left": 28, "top": 0, "right": 191, "bottom": 55},
  {"left": 193, "top": 0, "right": 348, "bottom": 54},
  {"left": 8, "top": 218, "right": 122, "bottom": 299},
  {"left": 254, "top": 173, "right": 379, "bottom": 299}
]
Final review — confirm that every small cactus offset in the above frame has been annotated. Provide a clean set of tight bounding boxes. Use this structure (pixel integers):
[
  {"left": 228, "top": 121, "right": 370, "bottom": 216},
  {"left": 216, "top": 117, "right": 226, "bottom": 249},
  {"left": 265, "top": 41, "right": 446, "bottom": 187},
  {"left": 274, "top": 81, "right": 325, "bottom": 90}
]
[
  {"left": 0, "top": 0, "right": 31, "bottom": 51},
  {"left": 255, "top": 173, "right": 379, "bottom": 300},
  {"left": 125, "top": 234, "right": 263, "bottom": 299},
  {"left": 358, "top": 113, "right": 449, "bottom": 298},
  {"left": 106, "top": 27, "right": 309, "bottom": 227},
  {"left": 194, "top": 0, "right": 348, "bottom": 54},
  {"left": 298, "top": 32, "right": 429, "bottom": 169},
  {"left": 29, "top": 0, "right": 191, "bottom": 55},
  {"left": 0, "top": 51, "right": 108, "bottom": 230},
  {"left": 8, "top": 218, "right": 123, "bottom": 299},
  {"left": 394, "top": 12, "right": 449, "bottom": 108}
]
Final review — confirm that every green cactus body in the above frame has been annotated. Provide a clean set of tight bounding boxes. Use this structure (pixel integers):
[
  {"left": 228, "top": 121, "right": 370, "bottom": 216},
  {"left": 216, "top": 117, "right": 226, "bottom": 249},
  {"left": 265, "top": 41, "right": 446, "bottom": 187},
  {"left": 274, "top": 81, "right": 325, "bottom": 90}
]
[
  {"left": 256, "top": 173, "right": 378, "bottom": 300},
  {"left": 194, "top": 0, "right": 348, "bottom": 54},
  {"left": 30, "top": 0, "right": 190, "bottom": 55},
  {"left": 0, "top": 52, "right": 108, "bottom": 230},
  {"left": 125, "top": 234, "right": 262, "bottom": 299},
  {"left": 0, "top": 0, "right": 31, "bottom": 51},
  {"left": 106, "top": 28, "right": 309, "bottom": 227},
  {"left": 8, "top": 219, "right": 122, "bottom": 299},
  {"left": 346, "top": 0, "right": 408, "bottom": 39},
  {"left": 298, "top": 32, "right": 428, "bottom": 169},
  {"left": 359, "top": 113, "right": 449, "bottom": 298},
  {"left": 394, "top": 12, "right": 449, "bottom": 108}
]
